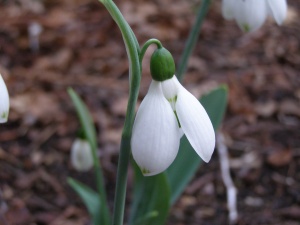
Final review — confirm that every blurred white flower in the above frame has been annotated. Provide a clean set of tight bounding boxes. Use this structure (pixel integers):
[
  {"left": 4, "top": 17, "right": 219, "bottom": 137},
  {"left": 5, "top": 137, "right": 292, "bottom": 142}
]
[
  {"left": 71, "top": 138, "right": 93, "bottom": 172},
  {"left": 222, "top": 0, "right": 287, "bottom": 32},
  {"left": 131, "top": 75, "right": 215, "bottom": 176},
  {"left": 0, "top": 74, "right": 9, "bottom": 123},
  {"left": 28, "top": 22, "right": 43, "bottom": 52}
]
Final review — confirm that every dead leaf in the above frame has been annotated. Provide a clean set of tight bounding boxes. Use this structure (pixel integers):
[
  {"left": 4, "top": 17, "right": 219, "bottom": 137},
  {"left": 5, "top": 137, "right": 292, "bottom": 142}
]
[
  {"left": 10, "top": 92, "right": 61, "bottom": 124},
  {"left": 267, "top": 148, "right": 292, "bottom": 167},
  {"left": 254, "top": 100, "right": 277, "bottom": 117}
]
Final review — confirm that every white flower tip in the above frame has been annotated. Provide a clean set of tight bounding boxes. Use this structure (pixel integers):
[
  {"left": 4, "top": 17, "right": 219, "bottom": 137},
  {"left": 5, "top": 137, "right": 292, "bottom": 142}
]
[
  {"left": 200, "top": 139, "right": 215, "bottom": 163},
  {"left": 141, "top": 167, "right": 161, "bottom": 177},
  {"left": 134, "top": 156, "right": 175, "bottom": 177},
  {"left": 71, "top": 138, "right": 94, "bottom": 172},
  {"left": 133, "top": 146, "right": 179, "bottom": 177},
  {"left": 136, "top": 151, "right": 178, "bottom": 176},
  {"left": 241, "top": 23, "right": 252, "bottom": 33},
  {"left": 267, "top": 0, "right": 287, "bottom": 25},
  {"left": 191, "top": 125, "right": 215, "bottom": 163},
  {"left": 0, "top": 74, "right": 9, "bottom": 123},
  {"left": 0, "top": 111, "right": 8, "bottom": 123},
  {"left": 238, "top": 22, "right": 261, "bottom": 33}
]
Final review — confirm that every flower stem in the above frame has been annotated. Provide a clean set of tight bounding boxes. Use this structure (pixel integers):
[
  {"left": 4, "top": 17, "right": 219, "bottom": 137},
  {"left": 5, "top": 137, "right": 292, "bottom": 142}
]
[
  {"left": 139, "top": 39, "right": 162, "bottom": 64},
  {"left": 101, "top": 1, "right": 141, "bottom": 225},
  {"left": 176, "top": 0, "right": 212, "bottom": 81}
]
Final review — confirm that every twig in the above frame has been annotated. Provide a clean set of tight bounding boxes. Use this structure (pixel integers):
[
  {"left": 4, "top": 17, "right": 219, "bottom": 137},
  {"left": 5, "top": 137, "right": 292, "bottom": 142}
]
[
  {"left": 28, "top": 22, "right": 42, "bottom": 53},
  {"left": 217, "top": 132, "right": 238, "bottom": 224},
  {"left": 0, "top": 190, "right": 8, "bottom": 225}
]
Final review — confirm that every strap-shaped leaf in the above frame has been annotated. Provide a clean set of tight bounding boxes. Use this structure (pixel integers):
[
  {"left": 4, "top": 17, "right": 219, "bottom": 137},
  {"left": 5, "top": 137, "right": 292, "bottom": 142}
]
[
  {"left": 129, "top": 161, "right": 171, "bottom": 225},
  {"left": 68, "top": 88, "right": 97, "bottom": 150},
  {"left": 68, "top": 88, "right": 110, "bottom": 225},
  {"left": 167, "top": 85, "right": 228, "bottom": 204},
  {"left": 68, "top": 177, "right": 101, "bottom": 225}
]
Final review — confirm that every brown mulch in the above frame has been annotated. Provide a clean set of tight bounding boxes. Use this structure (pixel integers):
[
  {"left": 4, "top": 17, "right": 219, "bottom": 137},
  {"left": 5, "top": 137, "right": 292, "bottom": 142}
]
[{"left": 0, "top": 0, "right": 299, "bottom": 225}]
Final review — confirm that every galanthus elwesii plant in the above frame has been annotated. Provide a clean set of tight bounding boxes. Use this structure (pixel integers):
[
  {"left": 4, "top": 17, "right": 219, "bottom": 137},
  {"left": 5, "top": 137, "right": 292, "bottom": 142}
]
[
  {"left": 0, "top": 74, "right": 9, "bottom": 123},
  {"left": 222, "top": 0, "right": 287, "bottom": 32},
  {"left": 131, "top": 47, "right": 215, "bottom": 176},
  {"left": 67, "top": 1, "right": 228, "bottom": 225}
]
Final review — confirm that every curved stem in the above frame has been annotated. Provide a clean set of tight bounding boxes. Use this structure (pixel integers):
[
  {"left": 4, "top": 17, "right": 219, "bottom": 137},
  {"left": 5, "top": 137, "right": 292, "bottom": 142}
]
[
  {"left": 139, "top": 39, "right": 162, "bottom": 64},
  {"left": 101, "top": 1, "right": 141, "bottom": 225},
  {"left": 176, "top": 0, "right": 212, "bottom": 81}
]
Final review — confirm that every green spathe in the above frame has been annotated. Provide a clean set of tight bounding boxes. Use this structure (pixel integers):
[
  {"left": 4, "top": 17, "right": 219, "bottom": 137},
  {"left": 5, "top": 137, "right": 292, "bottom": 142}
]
[{"left": 150, "top": 47, "right": 175, "bottom": 81}]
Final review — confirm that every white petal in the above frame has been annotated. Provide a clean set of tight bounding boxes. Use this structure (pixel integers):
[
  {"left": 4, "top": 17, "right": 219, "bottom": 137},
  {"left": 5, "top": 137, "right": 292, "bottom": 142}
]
[
  {"left": 267, "top": 0, "right": 287, "bottom": 25},
  {"left": 161, "top": 75, "right": 179, "bottom": 111},
  {"left": 0, "top": 74, "right": 9, "bottom": 123},
  {"left": 222, "top": 0, "right": 235, "bottom": 20},
  {"left": 71, "top": 138, "right": 94, "bottom": 172},
  {"left": 161, "top": 76, "right": 184, "bottom": 138},
  {"left": 234, "top": 0, "right": 268, "bottom": 32},
  {"left": 131, "top": 81, "right": 180, "bottom": 176},
  {"left": 176, "top": 86, "right": 215, "bottom": 162},
  {"left": 161, "top": 75, "right": 178, "bottom": 100}
]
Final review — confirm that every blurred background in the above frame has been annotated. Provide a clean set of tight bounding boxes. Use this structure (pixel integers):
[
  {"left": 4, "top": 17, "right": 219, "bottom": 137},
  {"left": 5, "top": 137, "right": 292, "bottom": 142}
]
[{"left": 0, "top": 0, "right": 299, "bottom": 224}]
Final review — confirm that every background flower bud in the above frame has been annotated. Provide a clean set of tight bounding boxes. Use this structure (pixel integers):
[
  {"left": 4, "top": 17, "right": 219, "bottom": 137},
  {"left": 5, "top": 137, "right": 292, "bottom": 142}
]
[
  {"left": 71, "top": 138, "right": 93, "bottom": 172},
  {"left": 0, "top": 74, "right": 9, "bottom": 123}
]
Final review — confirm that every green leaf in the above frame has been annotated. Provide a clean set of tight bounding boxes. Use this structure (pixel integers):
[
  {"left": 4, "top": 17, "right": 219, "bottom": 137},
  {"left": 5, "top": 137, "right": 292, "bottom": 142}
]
[
  {"left": 200, "top": 84, "right": 228, "bottom": 130},
  {"left": 68, "top": 88, "right": 110, "bottom": 225},
  {"left": 68, "top": 88, "right": 97, "bottom": 150},
  {"left": 132, "top": 211, "right": 159, "bottom": 225},
  {"left": 167, "top": 85, "right": 228, "bottom": 204},
  {"left": 68, "top": 177, "right": 101, "bottom": 225},
  {"left": 129, "top": 160, "right": 171, "bottom": 225}
]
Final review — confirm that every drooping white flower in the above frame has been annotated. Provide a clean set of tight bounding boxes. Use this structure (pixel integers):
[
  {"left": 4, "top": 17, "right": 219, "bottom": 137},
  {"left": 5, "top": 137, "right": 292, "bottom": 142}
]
[
  {"left": 222, "top": 0, "right": 287, "bottom": 32},
  {"left": 0, "top": 74, "right": 9, "bottom": 123},
  {"left": 71, "top": 138, "right": 94, "bottom": 172},
  {"left": 131, "top": 75, "right": 215, "bottom": 176}
]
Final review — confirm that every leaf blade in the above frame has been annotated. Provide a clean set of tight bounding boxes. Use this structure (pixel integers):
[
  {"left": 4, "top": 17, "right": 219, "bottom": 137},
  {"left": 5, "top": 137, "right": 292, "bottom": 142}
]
[
  {"left": 129, "top": 160, "right": 171, "bottom": 225},
  {"left": 68, "top": 177, "right": 101, "bottom": 225},
  {"left": 68, "top": 88, "right": 97, "bottom": 150}
]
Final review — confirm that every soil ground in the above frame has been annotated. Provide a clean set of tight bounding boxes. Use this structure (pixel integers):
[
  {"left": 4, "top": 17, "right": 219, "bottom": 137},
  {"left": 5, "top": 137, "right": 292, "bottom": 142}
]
[{"left": 0, "top": 0, "right": 299, "bottom": 225}]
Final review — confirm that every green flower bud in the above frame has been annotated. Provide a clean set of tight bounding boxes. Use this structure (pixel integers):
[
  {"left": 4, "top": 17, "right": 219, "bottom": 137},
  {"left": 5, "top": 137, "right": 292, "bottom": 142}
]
[{"left": 150, "top": 47, "right": 175, "bottom": 81}]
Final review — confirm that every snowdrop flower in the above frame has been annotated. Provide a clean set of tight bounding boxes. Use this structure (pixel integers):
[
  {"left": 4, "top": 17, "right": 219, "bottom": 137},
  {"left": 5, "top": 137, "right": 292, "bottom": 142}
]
[
  {"left": 71, "top": 138, "right": 94, "bottom": 172},
  {"left": 0, "top": 74, "right": 9, "bottom": 123},
  {"left": 131, "top": 47, "right": 215, "bottom": 176},
  {"left": 222, "top": 0, "right": 287, "bottom": 32}
]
